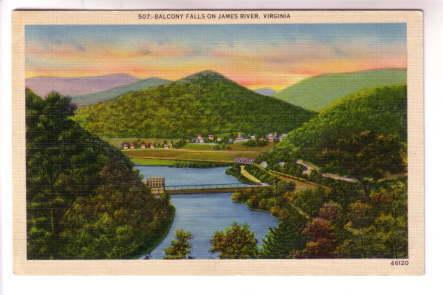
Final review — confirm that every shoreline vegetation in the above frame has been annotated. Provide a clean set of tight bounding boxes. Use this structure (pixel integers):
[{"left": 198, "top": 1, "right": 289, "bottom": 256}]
[
  {"left": 134, "top": 205, "right": 176, "bottom": 259},
  {"left": 25, "top": 66, "right": 409, "bottom": 260},
  {"left": 26, "top": 89, "right": 175, "bottom": 259}
]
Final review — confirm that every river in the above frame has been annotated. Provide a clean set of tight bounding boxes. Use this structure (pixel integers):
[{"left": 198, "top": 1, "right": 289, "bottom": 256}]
[{"left": 135, "top": 165, "right": 278, "bottom": 259}]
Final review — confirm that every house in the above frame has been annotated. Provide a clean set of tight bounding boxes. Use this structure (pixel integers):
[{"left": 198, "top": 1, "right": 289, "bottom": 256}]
[
  {"left": 208, "top": 134, "right": 215, "bottom": 141},
  {"left": 129, "top": 143, "right": 135, "bottom": 149},
  {"left": 140, "top": 143, "right": 147, "bottom": 149},
  {"left": 250, "top": 135, "right": 256, "bottom": 140},
  {"left": 235, "top": 157, "right": 255, "bottom": 165},
  {"left": 234, "top": 133, "right": 248, "bottom": 143},
  {"left": 267, "top": 132, "right": 280, "bottom": 143},
  {"left": 196, "top": 134, "right": 205, "bottom": 144},
  {"left": 122, "top": 143, "right": 129, "bottom": 150},
  {"left": 260, "top": 161, "right": 268, "bottom": 169},
  {"left": 163, "top": 143, "right": 170, "bottom": 149},
  {"left": 278, "top": 161, "right": 286, "bottom": 168}
]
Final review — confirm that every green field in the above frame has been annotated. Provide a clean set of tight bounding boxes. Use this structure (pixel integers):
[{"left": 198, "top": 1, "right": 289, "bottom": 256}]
[
  {"left": 129, "top": 158, "right": 181, "bottom": 166},
  {"left": 183, "top": 142, "right": 275, "bottom": 152},
  {"left": 124, "top": 148, "right": 260, "bottom": 163},
  {"left": 183, "top": 143, "right": 217, "bottom": 150}
]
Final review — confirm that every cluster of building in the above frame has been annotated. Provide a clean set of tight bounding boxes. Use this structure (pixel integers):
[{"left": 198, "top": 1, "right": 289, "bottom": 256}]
[
  {"left": 192, "top": 132, "right": 288, "bottom": 144},
  {"left": 121, "top": 132, "right": 289, "bottom": 150},
  {"left": 121, "top": 142, "right": 171, "bottom": 150}
]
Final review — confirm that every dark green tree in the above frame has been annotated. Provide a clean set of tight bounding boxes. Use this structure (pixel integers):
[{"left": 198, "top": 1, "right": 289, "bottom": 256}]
[
  {"left": 260, "top": 213, "right": 306, "bottom": 258},
  {"left": 210, "top": 223, "right": 258, "bottom": 259},
  {"left": 26, "top": 89, "right": 173, "bottom": 259},
  {"left": 164, "top": 230, "right": 193, "bottom": 259},
  {"left": 322, "top": 131, "right": 405, "bottom": 197}
]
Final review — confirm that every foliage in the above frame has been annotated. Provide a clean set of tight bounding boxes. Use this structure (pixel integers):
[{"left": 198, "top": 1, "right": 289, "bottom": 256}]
[
  {"left": 335, "top": 180, "right": 408, "bottom": 258},
  {"left": 75, "top": 70, "right": 315, "bottom": 138},
  {"left": 210, "top": 223, "right": 258, "bottom": 259},
  {"left": 298, "top": 218, "right": 337, "bottom": 258},
  {"left": 243, "top": 138, "right": 268, "bottom": 147},
  {"left": 232, "top": 173, "right": 408, "bottom": 258},
  {"left": 163, "top": 229, "right": 193, "bottom": 259},
  {"left": 260, "top": 214, "right": 306, "bottom": 259},
  {"left": 286, "top": 85, "right": 407, "bottom": 167},
  {"left": 26, "top": 89, "right": 173, "bottom": 259},
  {"left": 274, "top": 69, "right": 406, "bottom": 111}
]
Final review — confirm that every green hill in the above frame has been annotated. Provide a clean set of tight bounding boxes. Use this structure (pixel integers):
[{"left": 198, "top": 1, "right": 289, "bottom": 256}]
[
  {"left": 75, "top": 70, "right": 315, "bottom": 138},
  {"left": 284, "top": 85, "right": 407, "bottom": 174},
  {"left": 274, "top": 69, "right": 406, "bottom": 111},
  {"left": 26, "top": 89, "right": 173, "bottom": 259},
  {"left": 72, "top": 77, "right": 170, "bottom": 106}
]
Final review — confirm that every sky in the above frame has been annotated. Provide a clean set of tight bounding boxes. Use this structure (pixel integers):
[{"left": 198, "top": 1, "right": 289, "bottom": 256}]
[{"left": 26, "top": 23, "right": 406, "bottom": 90}]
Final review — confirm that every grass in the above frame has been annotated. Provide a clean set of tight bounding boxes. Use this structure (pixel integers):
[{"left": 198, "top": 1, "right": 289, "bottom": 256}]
[
  {"left": 130, "top": 158, "right": 181, "bottom": 166},
  {"left": 183, "top": 142, "right": 275, "bottom": 152},
  {"left": 124, "top": 148, "right": 260, "bottom": 163},
  {"left": 183, "top": 143, "right": 217, "bottom": 150}
]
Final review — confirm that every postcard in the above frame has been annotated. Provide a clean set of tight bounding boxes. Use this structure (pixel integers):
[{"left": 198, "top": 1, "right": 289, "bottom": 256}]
[{"left": 12, "top": 10, "right": 424, "bottom": 275}]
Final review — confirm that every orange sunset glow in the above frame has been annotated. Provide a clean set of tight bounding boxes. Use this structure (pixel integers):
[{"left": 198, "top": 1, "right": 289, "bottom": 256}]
[{"left": 26, "top": 24, "right": 406, "bottom": 90}]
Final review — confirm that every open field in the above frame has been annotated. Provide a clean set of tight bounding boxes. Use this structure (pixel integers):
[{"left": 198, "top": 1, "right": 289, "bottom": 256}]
[
  {"left": 183, "top": 142, "right": 275, "bottom": 152},
  {"left": 129, "top": 158, "right": 181, "bottom": 166},
  {"left": 124, "top": 148, "right": 260, "bottom": 163},
  {"left": 104, "top": 138, "right": 275, "bottom": 152},
  {"left": 182, "top": 143, "right": 217, "bottom": 150}
]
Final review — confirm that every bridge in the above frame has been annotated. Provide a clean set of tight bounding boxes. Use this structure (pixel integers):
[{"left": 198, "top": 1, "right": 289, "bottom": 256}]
[{"left": 164, "top": 183, "right": 268, "bottom": 195}]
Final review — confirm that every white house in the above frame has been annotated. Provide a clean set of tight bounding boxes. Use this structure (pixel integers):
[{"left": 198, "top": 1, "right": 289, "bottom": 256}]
[
  {"left": 196, "top": 134, "right": 205, "bottom": 144},
  {"left": 260, "top": 161, "right": 268, "bottom": 169}
]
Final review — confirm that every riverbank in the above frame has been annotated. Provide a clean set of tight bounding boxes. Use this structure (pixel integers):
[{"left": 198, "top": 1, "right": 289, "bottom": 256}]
[
  {"left": 149, "top": 193, "right": 277, "bottom": 259},
  {"left": 133, "top": 205, "right": 176, "bottom": 259},
  {"left": 131, "top": 157, "right": 227, "bottom": 167}
]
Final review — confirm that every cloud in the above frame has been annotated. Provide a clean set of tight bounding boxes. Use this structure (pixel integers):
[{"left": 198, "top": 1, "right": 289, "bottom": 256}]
[{"left": 25, "top": 26, "right": 407, "bottom": 89}]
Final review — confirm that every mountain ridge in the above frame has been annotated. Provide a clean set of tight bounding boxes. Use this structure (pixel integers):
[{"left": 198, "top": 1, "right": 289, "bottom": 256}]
[
  {"left": 72, "top": 77, "right": 170, "bottom": 106},
  {"left": 274, "top": 68, "right": 406, "bottom": 111},
  {"left": 75, "top": 70, "right": 315, "bottom": 138},
  {"left": 26, "top": 73, "right": 138, "bottom": 97}
]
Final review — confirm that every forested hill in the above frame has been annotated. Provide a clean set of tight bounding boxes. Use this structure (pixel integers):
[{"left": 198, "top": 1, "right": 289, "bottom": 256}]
[
  {"left": 274, "top": 85, "right": 407, "bottom": 179},
  {"left": 274, "top": 69, "right": 406, "bottom": 111},
  {"left": 72, "top": 77, "right": 171, "bottom": 106},
  {"left": 26, "top": 89, "right": 173, "bottom": 259},
  {"left": 74, "top": 70, "right": 315, "bottom": 138}
]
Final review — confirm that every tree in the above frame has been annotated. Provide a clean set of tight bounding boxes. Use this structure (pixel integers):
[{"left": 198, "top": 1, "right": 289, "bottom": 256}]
[
  {"left": 319, "top": 201, "right": 343, "bottom": 222},
  {"left": 347, "top": 200, "right": 374, "bottom": 228},
  {"left": 260, "top": 214, "right": 306, "bottom": 259},
  {"left": 210, "top": 223, "right": 258, "bottom": 259},
  {"left": 26, "top": 89, "right": 173, "bottom": 259},
  {"left": 323, "top": 131, "right": 405, "bottom": 197},
  {"left": 300, "top": 218, "right": 336, "bottom": 258},
  {"left": 164, "top": 230, "right": 193, "bottom": 259}
]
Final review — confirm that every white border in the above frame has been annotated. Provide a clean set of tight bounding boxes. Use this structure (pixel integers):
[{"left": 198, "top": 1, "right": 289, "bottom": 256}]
[{"left": 1, "top": 0, "right": 442, "bottom": 294}]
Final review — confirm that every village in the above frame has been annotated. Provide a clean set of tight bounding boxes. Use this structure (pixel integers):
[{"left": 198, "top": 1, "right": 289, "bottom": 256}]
[{"left": 121, "top": 132, "right": 288, "bottom": 150}]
